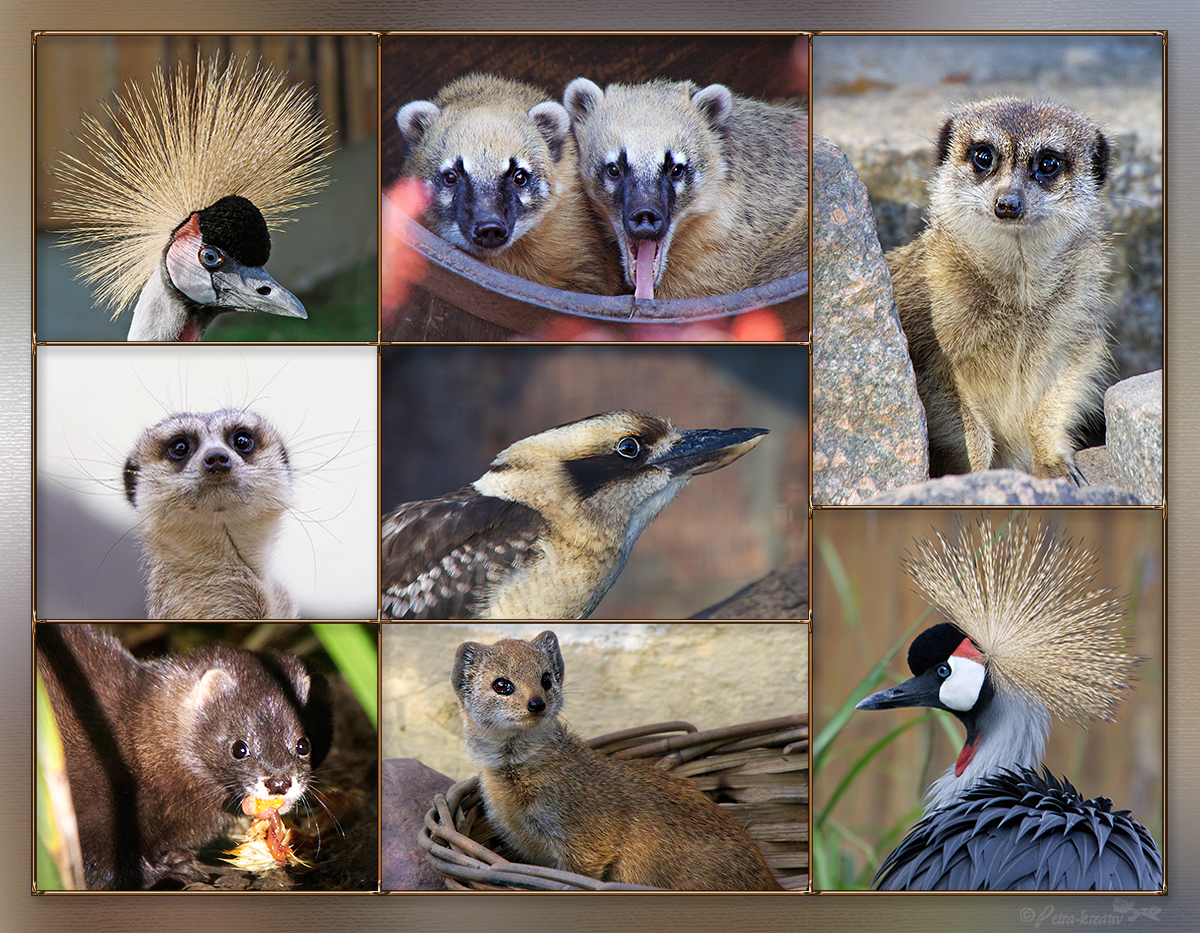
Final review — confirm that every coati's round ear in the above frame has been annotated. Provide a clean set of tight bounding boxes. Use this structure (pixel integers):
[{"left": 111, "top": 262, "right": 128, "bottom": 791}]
[
  {"left": 395, "top": 100, "right": 441, "bottom": 164},
  {"left": 528, "top": 101, "right": 571, "bottom": 163},
  {"left": 451, "top": 642, "right": 486, "bottom": 693},
  {"left": 691, "top": 84, "right": 734, "bottom": 134},
  {"left": 1090, "top": 130, "right": 1110, "bottom": 189},
  {"left": 563, "top": 78, "right": 604, "bottom": 124},
  {"left": 531, "top": 631, "right": 564, "bottom": 683}
]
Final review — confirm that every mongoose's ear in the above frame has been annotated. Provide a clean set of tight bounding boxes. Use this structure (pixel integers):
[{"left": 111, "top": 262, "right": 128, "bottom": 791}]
[
  {"left": 528, "top": 101, "right": 571, "bottom": 163},
  {"left": 395, "top": 100, "right": 441, "bottom": 166},
  {"left": 563, "top": 78, "right": 604, "bottom": 125},
  {"left": 1090, "top": 131, "right": 1110, "bottom": 189},
  {"left": 531, "top": 631, "right": 565, "bottom": 684},
  {"left": 691, "top": 84, "right": 734, "bottom": 135},
  {"left": 935, "top": 115, "right": 956, "bottom": 165},
  {"left": 451, "top": 642, "right": 487, "bottom": 694}
]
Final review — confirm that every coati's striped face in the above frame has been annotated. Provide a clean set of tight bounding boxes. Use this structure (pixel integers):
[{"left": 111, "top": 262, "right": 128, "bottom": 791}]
[
  {"left": 564, "top": 78, "right": 730, "bottom": 299},
  {"left": 396, "top": 83, "right": 573, "bottom": 259},
  {"left": 929, "top": 97, "right": 1109, "bottom": 256}
]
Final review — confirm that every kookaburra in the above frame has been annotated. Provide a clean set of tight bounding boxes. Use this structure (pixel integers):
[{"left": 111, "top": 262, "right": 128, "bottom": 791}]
[
  {"left": 51, "top": 52, "right": 331, "bottom": 341},
  {"left": 381, "top": 410, "right": 767, "bottom": 619},
  {"left": 855, "top": 517, "right": 1162, "bottom": 890}
]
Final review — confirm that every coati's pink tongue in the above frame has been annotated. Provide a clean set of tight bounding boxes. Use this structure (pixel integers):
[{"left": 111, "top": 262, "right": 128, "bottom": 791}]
[{"left": 634, "top": 241, "right": 656, "bottom": 300}]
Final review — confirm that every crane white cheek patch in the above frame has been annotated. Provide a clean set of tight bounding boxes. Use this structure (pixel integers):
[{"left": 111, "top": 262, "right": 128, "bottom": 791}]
[
  {"left": 166, "top": 215, "right": 217, "bottom": 304},
  {"left": 940, "top": 654, "right": 987, "bottom": 712}
]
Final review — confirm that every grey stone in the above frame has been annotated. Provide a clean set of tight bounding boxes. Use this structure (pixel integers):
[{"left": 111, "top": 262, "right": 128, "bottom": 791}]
[
  {"left": 1105, "top": 369, "right": 1163, "bottom": 505},
  {"left": 860, "top": 469, "right": 1141, "bottom": 506},
  {"left": 691, "top": 560, "right": 809, "bottom": 620},
  {"left": 812, "top": 136, "right": 928, "bottom": 505},
  {"left": 381, "top": 758, "right": 455, "bottom": 891}
]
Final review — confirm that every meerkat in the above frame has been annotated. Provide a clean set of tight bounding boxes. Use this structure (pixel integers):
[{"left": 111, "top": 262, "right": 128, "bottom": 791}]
[
  {"left": 563, "top": 77, "right": 808, "bottom": 301},
  {"left": 395, "top": 73, "right": 623, "bottom": 295},
  {"left": 123, "top": 408, "right": 296, "bottom": 619},
  {"left": 886, "top": 97, "right": 1112, "bottom": 481},
  {"left": 451, "top": 631, "right": 782, "bottom": 890}
]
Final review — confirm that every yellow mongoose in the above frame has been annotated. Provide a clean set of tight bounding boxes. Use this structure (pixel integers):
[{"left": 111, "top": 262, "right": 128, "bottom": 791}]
[
  {"left": 395, "top": 73, "right": 622, "bottom": 294},
  {"left": 451, "top": 630, "right": 782, "bottom": 890},
  {"left": 123, "top": 408, "right": 296, "bottom": 619},
  {"left": 563, "top": 77, "right": 808, "bottom": 300},
  {"left": 887, "top": 97, "right": 1111, "bottom": 480}
]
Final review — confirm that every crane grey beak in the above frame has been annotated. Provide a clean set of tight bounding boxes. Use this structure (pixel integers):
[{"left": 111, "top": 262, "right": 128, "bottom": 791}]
[
  {"left": 651, "top": 427, "right": 769, "bottom": 478},
  {"left": 210, "top": 261, "right": 308, "bottom": 319},
  {"left": 857, "top": 669, "right": 944, "bottom": 712}
]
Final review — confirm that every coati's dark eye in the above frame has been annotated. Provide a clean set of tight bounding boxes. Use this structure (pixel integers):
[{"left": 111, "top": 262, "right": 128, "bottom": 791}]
[
  {"left": 231, "top": 740, "right": 250, "bottom": 760},
  {"left": 616, "top": 436, "right": 641, "bottom": 459},
  {"left": 198, "top": 246, "right": 225, "bottom": 269},
  {"left": 231, "top": 430, "right": 255, "bottom": 453},
  {"left": 492, "top": 677, "right": 514, "bottom": 695},
  {"left": 296, "top": 737, "right": 311, "bottom": 757},
  {"left": 512, "top": 168, "right": 529, "bottom": 187},
  {"left": 1033, "top": 151, "right": 1063, "bottom": 179},
  {"left": 605, "top": 162, "right": 621, "bottom": 179},
  {"left": 441, "top": 169, "right": 458, "bottom": 186},
  {"left": 971, "top": 145, "right": 994, "bottom": 171},
  {"left": 936, "top": 663, "right": 951, "bottom": 679},
  {"left": 541, "top": 673, "right": 553, "bottom": 690},
  {"left": 668, "top": 162, "right": 686, "bottom": 180},
  {"left": 166, "top": 436, "right": 191, "bottom": 461}
]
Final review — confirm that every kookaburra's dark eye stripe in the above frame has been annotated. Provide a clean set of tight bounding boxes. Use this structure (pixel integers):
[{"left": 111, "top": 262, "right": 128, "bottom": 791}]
[{"left": 564, "top": 451, "right": 648, "bottom": 501}]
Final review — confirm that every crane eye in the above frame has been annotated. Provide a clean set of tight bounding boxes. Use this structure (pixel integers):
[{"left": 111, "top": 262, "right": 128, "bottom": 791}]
[
  {"left": 616, "top": 436, "right": 641, "bottom": 459},
  {"left": 492, "top": 678, "right": 514, "bottom": 695},
  {"left": 166, "top": 435, "right": 191, "bottom": 461},
  {"left": 199, "top": 246, "right": 225, "bottom": 269},
  {"left": 936, "top": 663, "right": 951, "bottom": 679}
]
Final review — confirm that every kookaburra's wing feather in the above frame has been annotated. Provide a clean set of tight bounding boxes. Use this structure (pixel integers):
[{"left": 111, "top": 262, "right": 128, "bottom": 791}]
[
  {"left": 381, "top": 487, "right": 549, "bottom": 620},
  {"left": 53, "top": 51, "right": 332, "bottom": 317}
]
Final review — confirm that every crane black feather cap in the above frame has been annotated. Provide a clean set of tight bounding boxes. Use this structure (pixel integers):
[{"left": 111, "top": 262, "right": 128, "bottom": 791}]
[
  {"left": 52, "top": 51, "right": 333, "bottom": 318},
  {"left": 902, "top": 516, "right": 1136, "bottom": 725}
]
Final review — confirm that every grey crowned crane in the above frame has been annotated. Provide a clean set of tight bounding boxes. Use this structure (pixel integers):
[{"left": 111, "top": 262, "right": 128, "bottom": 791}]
[
  {"left": 52, "top": 53, "right": 331, "bottom": 341},
  {"left": 856, "top": 518, "right": 1162, "bottom": 891}
]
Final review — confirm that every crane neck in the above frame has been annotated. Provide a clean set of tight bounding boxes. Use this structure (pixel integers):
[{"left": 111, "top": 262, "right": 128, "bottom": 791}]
[{"left": 127, "top": 261, "right": 212, "bottom": 341}]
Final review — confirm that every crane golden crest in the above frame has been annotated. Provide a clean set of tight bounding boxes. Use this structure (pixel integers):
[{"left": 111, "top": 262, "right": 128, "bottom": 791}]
[{"left": 53, "top": 52, "right": 332, "bottom": 326}]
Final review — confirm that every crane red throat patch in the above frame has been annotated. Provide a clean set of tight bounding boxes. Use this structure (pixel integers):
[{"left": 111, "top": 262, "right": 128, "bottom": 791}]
[{"left": 955, "top": 733, "right": 980, "bottom": 776}]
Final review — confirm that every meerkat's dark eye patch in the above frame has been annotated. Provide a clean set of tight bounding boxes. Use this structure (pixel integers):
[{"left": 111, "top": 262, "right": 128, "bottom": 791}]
[
  {"left": 969, "top": 144, "right": 995, "bottom": 173},
  {"left": 231, "top": 429, "right": 256, "bottom": 454},
  {"left": 1031, "top": 149, "right": 1066, "bottom": 183},
  {"left": 165, "top": 435, "right": 192, "bottom": 461}
]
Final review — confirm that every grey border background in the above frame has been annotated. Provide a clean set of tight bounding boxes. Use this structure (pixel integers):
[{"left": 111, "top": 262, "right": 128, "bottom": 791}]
[{"left": 6, "top": 9, "right": 1191, "bottom": 933}]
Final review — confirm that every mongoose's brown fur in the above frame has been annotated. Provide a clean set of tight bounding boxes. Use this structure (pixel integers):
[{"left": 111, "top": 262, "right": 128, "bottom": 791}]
[
  {"left": 451, "top": 630, "right": 782, "bottom": 890},
  {"left": 887, "top": 97, "right": 1111, "bottom": 480}
]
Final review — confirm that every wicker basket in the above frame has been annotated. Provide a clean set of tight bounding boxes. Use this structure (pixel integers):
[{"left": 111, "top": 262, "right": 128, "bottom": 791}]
[{"left": 417, "top": 715, "right": 808, "bottom": 891}]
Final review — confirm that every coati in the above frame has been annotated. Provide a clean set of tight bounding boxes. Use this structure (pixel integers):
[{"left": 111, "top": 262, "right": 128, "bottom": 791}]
[
  {"left": 451, "top": 630, "right": 782, "bottom": 890},
  {"left": 395, "top": 73, "right": 622, "bottom": 295},
  {"left": 123, "top": 408, "right": 296, "bottom": 620},
  {"left": 564, "top": 77, "right": 809, "bottom": 301},
  {"left": 886, "top": 98, "right": 1111, "bottom": 480},
  {"left": 36, "top": 623, "right": 332, "bottom": 889}
]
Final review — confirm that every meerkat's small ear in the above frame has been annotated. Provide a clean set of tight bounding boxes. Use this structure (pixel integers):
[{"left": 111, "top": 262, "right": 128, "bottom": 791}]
[
  {"left": 531, "top": 631, "right": 565, "bottom": 684},
  {"left": 452, "top": 642, "right": 487, "bottom": 694},
  {"left": 1091, "top": 131, "right": 1110, "bottom": 189},
  {"left": 935, "top": 116, "right": 956, "bottom": 165}
]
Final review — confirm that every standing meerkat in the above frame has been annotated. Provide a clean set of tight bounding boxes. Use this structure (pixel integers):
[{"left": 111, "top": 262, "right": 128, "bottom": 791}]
[
  {"left": 563, "top": 77, "right": 808, "bottom": 301},
  {"left": 887, "top": 97, "right": 1111, "bottom": 481},
  {"left": 451, "top": 630, "right": 782, "bottom": 890},
  {"left": 123, "top": 408, "right": 296, "bottom": 619},
  {"left": 395, "top": 74, "right": 623, "bottom": 295}
]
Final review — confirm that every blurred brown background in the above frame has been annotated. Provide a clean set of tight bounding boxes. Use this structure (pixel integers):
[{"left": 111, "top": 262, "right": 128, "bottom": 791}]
[
  {"left": 380, "top": 344, "right": 807, "bottom": 619},
  {"left": 812, "top": 508, "right": 1163, "bottom": 889}
]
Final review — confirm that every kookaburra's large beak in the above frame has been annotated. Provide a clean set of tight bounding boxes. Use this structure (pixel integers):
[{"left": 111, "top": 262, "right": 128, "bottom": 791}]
[
  {"left": 209, "top": 259, "right": 308, "bottom": 319},
  {"left": 649, "top": 427, "right": 769, "bottom": 477}
]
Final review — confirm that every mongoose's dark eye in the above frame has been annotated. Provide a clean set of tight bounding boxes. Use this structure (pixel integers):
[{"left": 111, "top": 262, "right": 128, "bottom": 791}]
[
  {"left": 936, "top": 663, "right": 951, "bottom": 679},
  {"left": 231, "top": 740, "right": 250, "bottom": 760},
  {"left": 616, "top": 436, "right": 641, "bottom": 459},
  {"left": 668, "top": 162, "right": 686, "bottom": 180},
  {"left": 198, "top": 246, "right": 225, "bottom": 269},
  {"left": 166, "top": 435, "right": 191, "bottom": 461},
  {"left": 605, "top": 162, "right": 621, "bottom": 179},
  {"left": 971, "top": 145, "right": 994, "bottom": 172},
  {"left": 512, "top": 168, "right": 529, "bottom": 187},
  {"left": 492, "top": 677, "right": 514, "bottom": 695},
  {"left": 295, "top": 736, "right": 311, "bottom": 757},
  {"left": 1033, "top": 151, "right": 1063, "bottom": 179},
  {"left": 541, "top": 673, "right": 553, "bottom": 690},
  {"left": 441, "top": 169, "right": 458, "bottom": 186}
]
